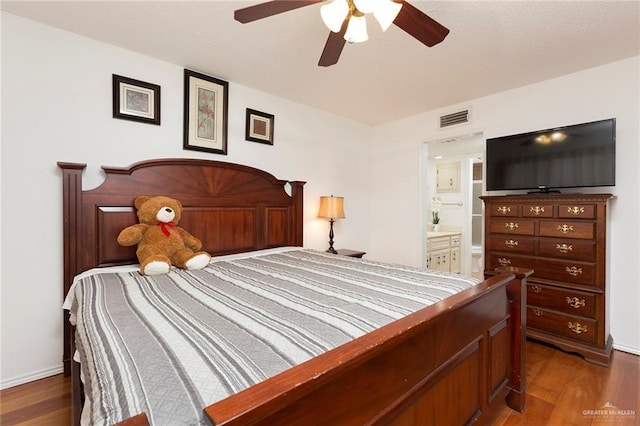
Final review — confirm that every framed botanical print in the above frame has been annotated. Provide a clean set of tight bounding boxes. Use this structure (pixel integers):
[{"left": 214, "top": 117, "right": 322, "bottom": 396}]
[{"left": 183, "top": 69, "right": 229, "bottom": 155}]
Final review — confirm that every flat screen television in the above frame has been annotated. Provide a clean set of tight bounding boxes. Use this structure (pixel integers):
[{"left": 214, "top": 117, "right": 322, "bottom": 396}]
[{"left": 485, "top": 118, "right": 616, "bottom": 193}]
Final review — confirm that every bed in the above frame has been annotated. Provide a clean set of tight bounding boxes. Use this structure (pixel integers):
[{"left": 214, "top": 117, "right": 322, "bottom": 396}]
[{"left": 58, "top": 158, "right": 529, "bottom": 425}]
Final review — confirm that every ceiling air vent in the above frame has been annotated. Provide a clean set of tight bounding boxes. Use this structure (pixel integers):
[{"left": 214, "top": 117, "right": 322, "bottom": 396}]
[{"left": 439, "top": 109, "right": 470, "bottom": 128}]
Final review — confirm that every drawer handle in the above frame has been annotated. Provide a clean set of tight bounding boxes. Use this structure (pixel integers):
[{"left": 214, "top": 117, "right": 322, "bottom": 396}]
[
  {"left": 498, "top": 257, "right": 511, "bottom": 266},
  {"left": 557, "top": 224, "right": 574, "bottom": 234},
  {"left": 556, "top": 243, "right": 573, "bottom": 253},
  {"left": 530, "top": 206, "right": 545, "bottom": 215},
  {"left": 568, "top": 206, "right": 585, "bottom": 216},
  {"left": 505, "top": 222, "right": 519, "bottom": 231},
  {"left": 497, "top": 206, "right": 511, "bottom": 215},
  {"left": 566, "top": 296, "right": 586, "bottom": 309},
  {"left": 566, "top": 266, "right": 583, "bottom": 276},
  {"left": 568, "top": 322, "right": 588, "bottom": 334},
  {"left": 505, "top": 240, "right": 519, "bottom": 248},
  {"left": 533, "top": 308, "right": 543, "bottom": 317},
  {"left": 531, "top": 285, "right": 542, "bottom": 293}
]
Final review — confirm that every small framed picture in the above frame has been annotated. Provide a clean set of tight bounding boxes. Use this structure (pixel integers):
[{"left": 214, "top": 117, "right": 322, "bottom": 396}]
[
  {"left": 183, "top": 69, "right": 229, "bottom": 155},
  {"left": 112, "top": 75, "right": 160, "bottom": 125},
  {"left": 245, "top": 108, "right": 274, "bottom": 145}
]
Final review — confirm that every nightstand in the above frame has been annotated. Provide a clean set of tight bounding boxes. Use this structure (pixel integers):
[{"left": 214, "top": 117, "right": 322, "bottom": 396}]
[{"left": 335, "top": 249, "right": 366, "bottom": 258}]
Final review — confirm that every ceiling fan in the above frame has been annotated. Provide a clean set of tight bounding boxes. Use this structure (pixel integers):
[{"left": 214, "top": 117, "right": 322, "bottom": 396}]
[{"left": 234, "top": 0, "right": 449, "bottom": 67}]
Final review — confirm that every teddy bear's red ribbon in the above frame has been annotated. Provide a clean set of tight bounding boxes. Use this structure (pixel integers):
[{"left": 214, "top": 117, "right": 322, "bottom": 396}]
[{"left": 157, "top": 222, "right": 180, "bottom": 238}]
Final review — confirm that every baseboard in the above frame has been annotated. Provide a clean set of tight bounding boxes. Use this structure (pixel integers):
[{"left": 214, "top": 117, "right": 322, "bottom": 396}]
[
  {"left": 0, "top": 365, "right": 64, "bottom": 390},
  {"left": 613, "top": 343, "right": 640, "bottom": 356}
]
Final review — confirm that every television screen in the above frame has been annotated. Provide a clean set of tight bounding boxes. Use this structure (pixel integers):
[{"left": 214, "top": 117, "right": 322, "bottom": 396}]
[{"left": 485, "top": 118, "right": 616, "bottom": 192}]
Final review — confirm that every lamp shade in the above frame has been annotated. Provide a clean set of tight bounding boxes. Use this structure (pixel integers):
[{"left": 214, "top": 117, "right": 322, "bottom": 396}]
[
  {"left": 373, "top": 0, "right": 402, "bottom": 31},
  {"left": 320, "top": 0, "right": 349, "bottom": 33},
  {"left": 318, "top": 196, "right": 346, "bottom": 219},
  {"left": 344, "top": 15, "right": 368, "bottom": 43}
]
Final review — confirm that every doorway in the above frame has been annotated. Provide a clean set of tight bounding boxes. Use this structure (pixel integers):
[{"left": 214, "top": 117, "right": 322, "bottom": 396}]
[{"left": 421, "top": 132, "right": 484, "bottom": 277}]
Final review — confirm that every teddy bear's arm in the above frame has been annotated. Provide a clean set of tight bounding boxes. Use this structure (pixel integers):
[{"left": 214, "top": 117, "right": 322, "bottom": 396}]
[
  {"left": 117, "top": 224, "right": 149, "bottom": 246},
  {"left": 176, "top": 227, "right": 203, "bottom": 251}
]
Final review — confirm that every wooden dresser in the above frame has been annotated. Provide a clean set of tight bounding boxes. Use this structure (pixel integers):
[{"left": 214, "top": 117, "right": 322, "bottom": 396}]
[{"left": 481, "top": 194, "right": 613, "bottom": 366}]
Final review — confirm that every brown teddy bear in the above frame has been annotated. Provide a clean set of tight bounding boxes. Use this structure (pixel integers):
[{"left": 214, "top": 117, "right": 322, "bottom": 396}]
[{"left": 117, "top": 195, "right": 211, "bottom": 275}]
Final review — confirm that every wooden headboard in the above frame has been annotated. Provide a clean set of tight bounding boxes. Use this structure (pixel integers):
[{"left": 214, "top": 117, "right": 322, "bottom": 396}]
[{"left": 58, "top": 158, "right": 305, "bottom": 373}]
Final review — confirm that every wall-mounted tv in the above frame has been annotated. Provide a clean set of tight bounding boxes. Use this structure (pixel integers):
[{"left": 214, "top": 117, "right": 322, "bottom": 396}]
[{"left": 485, "top": 118, "right": 616, "bottom": 193}]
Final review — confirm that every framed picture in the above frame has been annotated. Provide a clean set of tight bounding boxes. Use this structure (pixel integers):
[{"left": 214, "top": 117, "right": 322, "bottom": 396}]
[
  {"left": 245, "top": 108, "right": 274, "bottom": 145},
  {"left": 112, "top": 74, "right": 160, "bottom": 125},
  {"left": 183, "top": 69, "right": 228, "bottom": 155}
]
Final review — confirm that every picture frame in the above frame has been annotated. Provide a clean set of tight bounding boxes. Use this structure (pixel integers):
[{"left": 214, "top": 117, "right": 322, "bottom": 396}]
[
  {"left": 112, "top": 74, "right": 160, "bottom": 125},
  {"left": 245, "top": 108, "right": 275, "bottom": 145},
  {"left": 183, "top": 69, "right": 229, "bottom": 155}
]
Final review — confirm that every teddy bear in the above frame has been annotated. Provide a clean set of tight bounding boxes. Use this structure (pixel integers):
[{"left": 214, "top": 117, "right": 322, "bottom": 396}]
[{"left": 117, "top": 195, "right": 211, "bottom": 275}]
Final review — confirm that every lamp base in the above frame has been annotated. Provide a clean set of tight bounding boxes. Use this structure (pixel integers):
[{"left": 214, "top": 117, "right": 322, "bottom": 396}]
[{"left": 325, "top": 218, "right": 338, "bottom": 255}]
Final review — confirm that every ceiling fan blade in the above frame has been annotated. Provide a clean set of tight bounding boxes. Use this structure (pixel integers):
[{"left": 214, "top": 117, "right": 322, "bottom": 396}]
[
  {"left": 318, "top": 21, "right": 348, "bottom": 67},
  {"left": 393, "top": 1, "right": 450, "bottom": 47},
  {"left": 234, "top": 0, "right": 323, "bottom": 23}
]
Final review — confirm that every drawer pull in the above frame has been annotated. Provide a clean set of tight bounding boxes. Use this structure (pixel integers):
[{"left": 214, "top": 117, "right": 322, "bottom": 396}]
[
  {"left": 557, "top": 224, "right": 574, "bottom": 234},
  {"left": 568, "top": 206, "right": 585, "bottom": 216},
  {"left": 556, "top": 243, "right": 573, "bottom": 253},
  {"left": 530, "top": 206, "right": 545, "bottom": 215},
  {"left": 498, "top": 257, "right": 511, "bottom": 266},
  {"left": 497, "top": 206, "right": 511, "bottom": 215},
  {"left": 505, "top": 222, "right": 519, "bottom": 231},
  {"left": 505, "top": 239, "right": 519, "bottom": 248},
  {"left": 566, "top": 266, "right": 583, "bottom": 276},
  {"left": 566, "top": 296, "right": 586, "bottom": 309},
  {"left": 568, "top": 322, "right": 588, "bottom": 334},
  {"left": 531, "top": 285, "right": 542, "bottom": 293},
  {"left": 533, "top": 308, "right": 543, "bottom": 317}
]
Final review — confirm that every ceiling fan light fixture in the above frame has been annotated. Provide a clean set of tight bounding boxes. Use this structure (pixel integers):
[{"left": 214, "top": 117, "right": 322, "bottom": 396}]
[
  {"left": 373, "top": 0, "right": 402, "bottom": 31},
  {"left": 321, "top": 0, "right": 350, "bottom": 33},
  {"left": 344, "top": 14, "right": 369, "bottom": 43},
  {"left": 353, "top": 0, "right": 379, "bottom": 14}
]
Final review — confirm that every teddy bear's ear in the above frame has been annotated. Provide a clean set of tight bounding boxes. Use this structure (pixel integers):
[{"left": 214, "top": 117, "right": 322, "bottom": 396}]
[{"left": 134, "top": 196, "right": 150, "bottom": 209}]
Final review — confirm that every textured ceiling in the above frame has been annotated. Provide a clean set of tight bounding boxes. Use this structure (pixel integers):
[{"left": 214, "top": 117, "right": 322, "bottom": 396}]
[{"left": 3, "top": 1, "right": 639, "bottom": 125}]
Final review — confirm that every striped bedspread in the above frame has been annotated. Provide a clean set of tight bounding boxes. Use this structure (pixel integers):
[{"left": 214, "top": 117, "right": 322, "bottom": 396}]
[{"left": 68, "top": 248, "right": 479, "bottom": 425}]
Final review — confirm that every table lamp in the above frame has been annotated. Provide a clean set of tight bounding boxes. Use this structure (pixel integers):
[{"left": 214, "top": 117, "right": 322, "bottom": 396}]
[{"left": 318, "top": 195, "right": 346, "bottom": 254}]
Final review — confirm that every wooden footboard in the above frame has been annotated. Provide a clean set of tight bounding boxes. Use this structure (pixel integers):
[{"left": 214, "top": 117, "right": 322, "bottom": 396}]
[{"left": 205, "top": 271, "right": 529, "bottom": 425}]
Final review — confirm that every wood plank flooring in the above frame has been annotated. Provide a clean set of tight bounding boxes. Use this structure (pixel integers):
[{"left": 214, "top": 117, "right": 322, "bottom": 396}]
[
  {"left": 487, "top": 341, "right": 639, "bottom": 425},
  {"left": 0, "top": 341, "right": 637, "bottom": 425}
]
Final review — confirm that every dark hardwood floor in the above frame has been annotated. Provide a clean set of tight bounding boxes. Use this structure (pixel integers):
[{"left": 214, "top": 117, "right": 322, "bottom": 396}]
[{"left": 0, "top": 341, "right": 637, "bottom": 425}]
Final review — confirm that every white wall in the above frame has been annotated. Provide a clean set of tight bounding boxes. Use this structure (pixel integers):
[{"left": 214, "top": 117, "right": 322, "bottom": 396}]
[
  {"left": 0, "top": 13, "right": 372, "bottom": 388},
  {"left": 370, "top": 56, "right": 640, "bottom": 355}
]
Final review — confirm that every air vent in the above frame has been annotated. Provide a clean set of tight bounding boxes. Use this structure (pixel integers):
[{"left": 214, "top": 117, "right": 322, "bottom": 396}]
[{"left": 440, "top": 109, "right": 470, "bottom": 128}]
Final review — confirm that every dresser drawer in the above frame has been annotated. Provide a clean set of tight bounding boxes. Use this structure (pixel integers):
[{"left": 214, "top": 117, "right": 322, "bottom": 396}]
[
  {"left": 538, "top": 239, "right": 596, "bottom": 261},
  {"left": 488, "top": 203, "right": 519, "bottom": 217},
  {"left": 558, "top": 203, "right": 596, "bottom": 219},
  {"left": 486, "top": 236, "right": 535, "bottom": 254},
  {"left": 528, "top": 283, "right": 596, "bottom": 318},
  {"left": 486, "top": 253, "right": 596, "bottom": 286},
  {"left": 527, "top": 306, "right": 597, "bottom": 345},
  {"left": 522, "top": 203, "right": 554, "bottom": 218},
  {"left": 539, "top": 221, "right": 595, "bottom": 240},
  {"left": 488, "top": 218, "right": 535, "bottom": 236}
]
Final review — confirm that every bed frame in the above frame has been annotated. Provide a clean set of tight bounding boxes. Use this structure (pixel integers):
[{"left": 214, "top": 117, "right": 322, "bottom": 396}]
[{"left": 59, "top": 158, "right": 528, "bottom": 425}]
